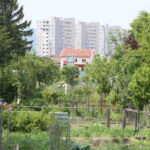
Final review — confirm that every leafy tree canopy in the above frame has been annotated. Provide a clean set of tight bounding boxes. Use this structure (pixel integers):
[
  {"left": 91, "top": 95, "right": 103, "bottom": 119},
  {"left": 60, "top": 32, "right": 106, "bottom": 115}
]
[
  {"left": 128, "top": 64, "right": 150, "bottom": 110},
  {"left": 0, "top": 54, "right": 60, "bottom": 103},
  {"left": 85, "top": 55, "right": 111, "bottom": 96},
  {"left": 61, "top": 65, "right": 79, "bottom": 86}
]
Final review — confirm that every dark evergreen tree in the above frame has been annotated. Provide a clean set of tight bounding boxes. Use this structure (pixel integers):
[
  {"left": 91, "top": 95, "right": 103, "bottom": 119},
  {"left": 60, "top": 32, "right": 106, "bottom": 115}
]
[
  {"left": 0, "top": 0, "right": 32, "bottom": 66},
  {"left": 0, "top": 27, "right": 14, "bottom": 65}
]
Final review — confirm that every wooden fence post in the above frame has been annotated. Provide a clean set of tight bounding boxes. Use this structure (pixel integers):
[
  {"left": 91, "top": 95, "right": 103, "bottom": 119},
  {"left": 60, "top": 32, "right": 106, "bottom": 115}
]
[
  {"left": 106, "top": 107, "right": 110, "bottom": 128},
  {"left": 122, "top": 109, "right": 126, "bottom": 129},
  {"left": 135, "top": 110, "right": 140, "bottom": 132},
  {"left": 86, "top": 95, "right": 90, "bottom": 113},
  {"left": 92, "top": 105, "right": 95, "bottom": 117}
]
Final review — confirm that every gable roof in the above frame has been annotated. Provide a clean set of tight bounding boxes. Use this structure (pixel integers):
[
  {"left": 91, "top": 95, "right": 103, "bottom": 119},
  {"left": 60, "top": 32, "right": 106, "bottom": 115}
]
[{"left": 60, "top": 49, "right": 94, "bottom": 57}]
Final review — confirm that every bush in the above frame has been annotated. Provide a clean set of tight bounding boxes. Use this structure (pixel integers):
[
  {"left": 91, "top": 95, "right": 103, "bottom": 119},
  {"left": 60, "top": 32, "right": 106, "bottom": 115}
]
[
  {"left": 23, "top": 98, "right": 47, "bottom": 106},
  {"left": 42, "top": 88, "right": 62, "bottom": 104},
  {"left": 1, "top": 111, "right": 55, "bottom": 132}
]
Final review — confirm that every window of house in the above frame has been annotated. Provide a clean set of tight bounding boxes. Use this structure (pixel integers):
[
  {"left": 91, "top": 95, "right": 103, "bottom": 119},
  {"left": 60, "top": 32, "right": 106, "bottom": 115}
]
[
  {"left": 82, "top": 59, "right": 86, "bottom": 62},
  {"left": 75, "top": 59, "right": 78, "bottom": 62}
]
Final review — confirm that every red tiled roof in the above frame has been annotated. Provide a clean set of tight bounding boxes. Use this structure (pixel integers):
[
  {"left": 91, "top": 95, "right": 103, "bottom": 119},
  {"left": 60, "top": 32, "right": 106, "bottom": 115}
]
[{"left": 60, "top": 49, "right": 94, "bottom": 58}]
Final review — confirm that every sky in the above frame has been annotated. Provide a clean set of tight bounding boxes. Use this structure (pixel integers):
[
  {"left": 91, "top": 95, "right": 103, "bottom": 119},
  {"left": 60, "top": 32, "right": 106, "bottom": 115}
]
[{"left": 18, "top": 0, "right": 150, "bottom": 29}]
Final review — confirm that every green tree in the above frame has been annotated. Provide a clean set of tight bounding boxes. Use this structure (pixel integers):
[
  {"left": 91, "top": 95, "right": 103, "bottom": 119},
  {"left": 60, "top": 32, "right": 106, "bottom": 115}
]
[
  {"left": 35, "top": 57, "right": 60, "bottom": 86},
  {"left": 111, "top": 50, "right": 143, "bottom": 107},
  {"left": 85, "top": 55, "right": 111, "bottom": 110},
  {"left": 0, "top": 67, "right": 17, "bottom": 103},
  {"left": 0, "top": 0, "right": 32, "bottom": 66},
  {"left": 128, "top": 65, "right": 150, "bottom": 110},
  {"left": 61, "top": 66, "right": 79, "bottom": 86},
  {"left": 109, "top": 11, "right": 150, "bottom": 108},
  {"left": 130, "top": 11, "right": 150, "bottom": 50},
  {"left": 0, "top": 55, "right": 60, "bottom": 103},
  {"left": 85, "top": 56, "right": 111, "bottom": 97},
  {"left": 0, "top": 27, "right": 14, "bottom": 65},
  {"left": 12, "top": 55, "right": 60, "bottom": 101}
]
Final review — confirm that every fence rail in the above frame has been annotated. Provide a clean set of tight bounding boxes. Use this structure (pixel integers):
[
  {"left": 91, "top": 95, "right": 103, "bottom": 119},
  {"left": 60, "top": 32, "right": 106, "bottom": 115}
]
[
  {"left": 125, "top": 108, "right": 150, "bottom": 116},
  {"left": 9, "top": 105, "right": 121, "bottom": 109}
]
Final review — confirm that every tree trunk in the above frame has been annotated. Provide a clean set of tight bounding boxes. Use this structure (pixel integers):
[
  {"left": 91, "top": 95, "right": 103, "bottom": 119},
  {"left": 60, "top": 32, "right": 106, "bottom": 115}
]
[
  {"left": 106, "top": 107, "right": 110, "bottom": 128},
  {"left": 72, "top": 94, "right": 76, "bottom": 118},
  {"left": 122, "top": 109, "right": 126, "bottom": 129}
]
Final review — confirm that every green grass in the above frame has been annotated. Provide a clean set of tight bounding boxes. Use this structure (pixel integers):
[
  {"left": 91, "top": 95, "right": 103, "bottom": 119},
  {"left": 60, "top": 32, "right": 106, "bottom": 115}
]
[
  {"left": 71, "top": 124, "right": 150, "bottom": 139},
  {"left": 2, "top": 127, "right": 149, "bottom": 150},
  {"left": 71, "top": 124, "right": 134, "bottom": 138},
  {"left": 3, "top": 131, "right": 90, "bottom": 150},
  {"left": 3, "top": 131, "right": 48, "bottom": 150}
]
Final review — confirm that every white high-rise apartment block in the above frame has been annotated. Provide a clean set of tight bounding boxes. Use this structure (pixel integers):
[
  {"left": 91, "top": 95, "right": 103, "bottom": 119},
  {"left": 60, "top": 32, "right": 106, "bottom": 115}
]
[
  {"left": 99, "top": 25, "right": 124, "bottom": 57},
  {"left": 62, "top": 18, "right": 75, "bottom": 49},
  {"left": 99, "top": 25, "right": 105, "bottom": 57},
  {"left": 36, "top": 17, "right": 62, "bottom": 57},
  {"left": 36, "top": 17, "right": 75, "bottom": 57},
  {"left": 36, "top": 16, "right": 125, "bottom": 58},
  {"left": 75, "top": 22, "right": 122, "bottom": 57},
  {"left": 75, "top": 22, "right": 100, "bottom": 54},
  {"left": 106, "top": 25, "right": 122, "bottom": 56},
  {"left": 86, "top": 22, "right": 100, "bottom": 54},
  {"left": 75, "top": 22, "right": 87, "bottom": 49}
]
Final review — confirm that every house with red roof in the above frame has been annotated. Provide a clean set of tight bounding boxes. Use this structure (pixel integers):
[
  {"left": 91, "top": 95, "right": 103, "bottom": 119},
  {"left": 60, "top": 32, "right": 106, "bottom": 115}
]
[{"left": 59, "top": 49, "right": 95, "bottom": 71}]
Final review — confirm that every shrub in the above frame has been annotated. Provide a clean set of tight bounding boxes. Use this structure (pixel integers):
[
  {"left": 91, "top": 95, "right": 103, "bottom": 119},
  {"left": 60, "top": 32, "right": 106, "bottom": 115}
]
[
  {"left": 1, "top": 111, "right": 55, "bottom": 132},
  {"left": 23, "top": 98, "right": 47, "bottom": 106}
]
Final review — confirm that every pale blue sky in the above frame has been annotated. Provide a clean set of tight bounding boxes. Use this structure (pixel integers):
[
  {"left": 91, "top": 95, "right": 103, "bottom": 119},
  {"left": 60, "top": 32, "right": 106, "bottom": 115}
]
[{"left": 18, "top": 0, "right": 150, "bottom": 29}]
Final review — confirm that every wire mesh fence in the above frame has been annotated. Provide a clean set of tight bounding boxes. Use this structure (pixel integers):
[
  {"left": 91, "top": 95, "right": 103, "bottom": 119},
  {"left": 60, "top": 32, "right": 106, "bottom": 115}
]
[{"left": 48, "top": 112, "right": 70, "bottom": 150}]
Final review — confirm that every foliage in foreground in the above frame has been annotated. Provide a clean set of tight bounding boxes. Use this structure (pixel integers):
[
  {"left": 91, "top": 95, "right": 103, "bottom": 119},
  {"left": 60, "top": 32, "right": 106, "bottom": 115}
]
[
  {"left": 4, "top": 131, "right": 149, "bottom": 150},
  {"left": 3, "top": 132, "right": 90, "bottom": 150}
]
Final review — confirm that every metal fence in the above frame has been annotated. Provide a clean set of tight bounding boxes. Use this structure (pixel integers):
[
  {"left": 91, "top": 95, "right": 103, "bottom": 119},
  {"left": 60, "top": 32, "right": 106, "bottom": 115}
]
[{"left": 48, "top": 112, "right": 70, "bottom": 150}]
